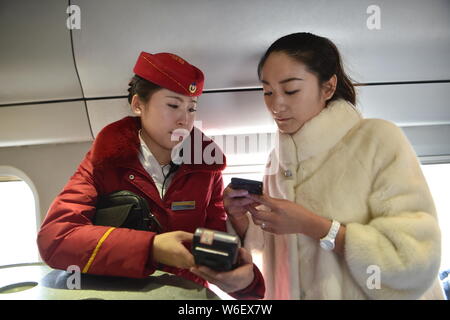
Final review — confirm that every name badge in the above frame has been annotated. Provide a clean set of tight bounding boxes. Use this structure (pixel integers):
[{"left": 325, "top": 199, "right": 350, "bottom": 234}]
[{"left": 171, "top": 201, "right": 196, "bottom": 211}]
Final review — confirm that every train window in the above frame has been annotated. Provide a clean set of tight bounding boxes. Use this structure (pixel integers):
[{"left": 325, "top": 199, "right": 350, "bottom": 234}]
[
  {"left": 222, "top": 164, "right": 265, "bottom": 187},
  {"left": 216, "top": 131, "right": 275, "bottom": 187},
  {"left": 0, "top": 176, "right": 39, "bottom": 266},
  {"left": 421, "top": 163, "right": 450, "bottom": 299}
]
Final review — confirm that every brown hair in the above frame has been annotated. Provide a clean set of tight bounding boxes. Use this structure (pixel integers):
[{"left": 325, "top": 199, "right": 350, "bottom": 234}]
[
  {"left": 127, "top": 75, "right": 162, "bottom": 104},
  {"left": 257, "top": 32, "right": 356, "bottom": 105}
]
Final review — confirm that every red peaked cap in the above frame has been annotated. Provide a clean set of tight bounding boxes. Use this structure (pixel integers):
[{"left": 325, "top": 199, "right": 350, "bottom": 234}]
[{"left": 133, "top": 51, "right": 204, "bottom": 97}]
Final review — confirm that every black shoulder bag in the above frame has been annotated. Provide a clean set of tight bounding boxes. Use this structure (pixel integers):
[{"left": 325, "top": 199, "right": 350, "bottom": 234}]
[{"left": 94, "top": 190, "right": 162, "bottom": 233}]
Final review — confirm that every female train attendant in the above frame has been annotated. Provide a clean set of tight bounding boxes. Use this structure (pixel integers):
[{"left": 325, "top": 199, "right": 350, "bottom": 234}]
[
  {"left": 223, "top": 32, "right": 443, "bottom": 299},
  {"left": 37, "top": 51, "right": 264, "bottom": 299}
]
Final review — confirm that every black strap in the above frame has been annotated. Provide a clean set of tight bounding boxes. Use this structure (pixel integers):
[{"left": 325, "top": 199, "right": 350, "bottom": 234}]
[{"left": 161, "top": 161, "right": 180, "bottom": 196}]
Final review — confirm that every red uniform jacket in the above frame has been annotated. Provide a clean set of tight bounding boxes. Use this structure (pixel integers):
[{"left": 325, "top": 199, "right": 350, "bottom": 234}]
[{"left": 37, "top": 116, "right": 264, "bottom": 299}]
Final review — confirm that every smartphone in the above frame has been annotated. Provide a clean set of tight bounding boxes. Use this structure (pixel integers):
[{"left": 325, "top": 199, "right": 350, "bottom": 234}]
[
  {"left": 192, "top": 228, "right": 240, "bottom": 272},
  {"left": 230, "top": 177, "right": 263, "bottom": 195}
]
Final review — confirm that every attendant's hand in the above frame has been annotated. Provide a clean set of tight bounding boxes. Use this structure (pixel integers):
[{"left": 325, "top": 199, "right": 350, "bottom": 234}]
[
  {"left": 190, "top": 248, "right": 254, "bottom": 293},
  {"left": 152, "top": 231, "right": 195, "bottom": 269}
]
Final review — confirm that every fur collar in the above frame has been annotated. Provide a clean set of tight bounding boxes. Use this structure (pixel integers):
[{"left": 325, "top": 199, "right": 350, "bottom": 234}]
[
  {"left": 278, "top": 99, "right": 362, "bottom": 164},
  {"left": 91, "top": 116, "right": 226, "bottom": 171}
]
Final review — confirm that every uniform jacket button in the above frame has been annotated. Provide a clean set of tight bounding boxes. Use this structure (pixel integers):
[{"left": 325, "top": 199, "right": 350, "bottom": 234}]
[
  {"left": 129, "top": 174, "right": 135, "bottom": 180},
  {"left": 284, "top": 169, "right": 292, "bottom": 177}
]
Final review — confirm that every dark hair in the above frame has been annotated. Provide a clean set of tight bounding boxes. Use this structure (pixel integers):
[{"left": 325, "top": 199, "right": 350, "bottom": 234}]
[
  {"left": 127, "top": 75, "right": 162, "bottom": 104},
  {"left": 257, "top": 32, "right": 356, "bottom": 105}
]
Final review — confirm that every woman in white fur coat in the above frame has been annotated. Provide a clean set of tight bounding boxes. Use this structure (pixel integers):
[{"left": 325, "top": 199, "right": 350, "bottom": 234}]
[{"left": 224, "top": 32, "right": 444, "bottom": 300}]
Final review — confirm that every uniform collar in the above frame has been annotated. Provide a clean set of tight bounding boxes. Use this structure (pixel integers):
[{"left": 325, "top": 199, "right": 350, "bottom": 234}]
[
  {"left": 277, "top": 99, "right": 362, "bottom": 165},
  {"left": 138, "top": 129, "right": 172, "bottom": 177},
  {"left": 91, "top": 116, "right": 226, "bottom": 171}
]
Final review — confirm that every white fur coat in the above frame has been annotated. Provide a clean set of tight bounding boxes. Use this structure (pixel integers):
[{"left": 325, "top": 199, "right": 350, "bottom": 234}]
[{"left": 240, "top": 99, "right": 444, "bottom": 300}]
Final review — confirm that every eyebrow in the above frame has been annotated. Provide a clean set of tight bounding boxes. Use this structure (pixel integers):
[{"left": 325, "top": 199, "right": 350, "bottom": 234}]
[
  {"left": 261, "top": 77, "right": 304, "bottom": 85},
  {"left": 166, "top": 95, "right": 197, "bottom": 103}
]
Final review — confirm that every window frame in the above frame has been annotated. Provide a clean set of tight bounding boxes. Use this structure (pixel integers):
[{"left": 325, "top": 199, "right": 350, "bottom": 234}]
[{"left": 0, "top": 165, "right": 41, "bottom": 264}]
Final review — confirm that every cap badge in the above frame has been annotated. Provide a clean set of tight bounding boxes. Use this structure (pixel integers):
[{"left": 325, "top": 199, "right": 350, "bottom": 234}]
[{"left": 188, "top": 82, "right": 197, "bottom": 93}]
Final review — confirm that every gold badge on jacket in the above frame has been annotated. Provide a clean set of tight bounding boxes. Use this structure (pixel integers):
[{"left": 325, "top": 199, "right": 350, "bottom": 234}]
[
  {"left": 171, "top": 201, "right": 196, "bottom": 211},
  {"left": 188, "top": 82, "right": 197, "bottom": 93}
]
